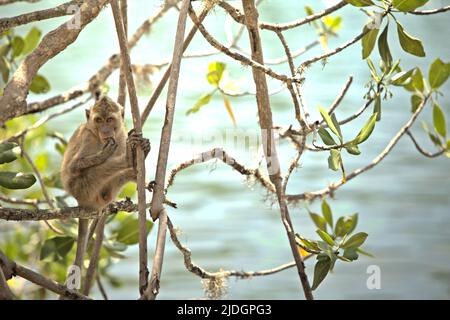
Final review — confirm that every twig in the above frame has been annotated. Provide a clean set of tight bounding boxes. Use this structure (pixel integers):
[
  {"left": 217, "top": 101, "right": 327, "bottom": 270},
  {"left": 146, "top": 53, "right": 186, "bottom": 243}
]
[
  {"left": 141, "top": 0, "right": 191, "bottom": 301},
  {"left": 141, "top": 4, "right": 212, "bottom": 124},
  {"left": 0, "top": 0, "right": 109, "bottom": 124},
  {"left": 406, "top": 130, "right": 445, "bottom": 158},
  {"left": 166, "top": 148, "right": 275, "bottom": 193},
  {"left": 218, "top": 0, "right": 347, "bottom": 32},
  {"left": 0, "top": 250, "right": 90, "bottom": 300},
  {"left": 111, "top": 0, "right": 148, "bottom": 295},
  {"left": 286, "top": 96, "right": 431, "bottom": 202},
  {"left": 326, "top": 76, "right": 353, "bottom": 117},
  {"left": 96, "top": 274, "right": 109, "bottom": 300},
  {"left": 24, "top": 3, "right": 171, "bottom": 117},
  {"left": 408, "top": 6, "right": 450, "bottom": 15},
  {"left": 167, "top": 216, "right": 311, "bottom": 279},
  {"left": 188, "top": 8, "right": 294, "bottom": 84},
  {"left": 0, "top": 0, "right": 82, "bottom": 33}
]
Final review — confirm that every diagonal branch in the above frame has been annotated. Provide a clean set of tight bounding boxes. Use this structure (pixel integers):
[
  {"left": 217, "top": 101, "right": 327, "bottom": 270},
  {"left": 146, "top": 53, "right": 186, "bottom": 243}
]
[
  {"left": 141, "top": 0, "right": 192, "bottom": 301},
  {"left": 0, "top": 0, "right": 83, "bottom": 32},
  {"left": 0, "top": 0, "right": 109, "bottom": 124}
]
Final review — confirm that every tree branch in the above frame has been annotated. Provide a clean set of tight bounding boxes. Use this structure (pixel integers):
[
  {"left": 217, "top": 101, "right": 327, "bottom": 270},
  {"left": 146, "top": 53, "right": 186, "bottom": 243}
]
[
  {"left": 241, "top": 0, "right": 313, "bottom": 300},
  {"left": 0, "top": 0, "right": 83, "bottom": 33},
  {"left": 111, "top": 0, "right": 148, "bottom": 295},
  {"left": 141, "top": 0, "right": 192, "bottom": 301},
  {"left": 0, "top": 0, "right": 109, "bottom": 124}
]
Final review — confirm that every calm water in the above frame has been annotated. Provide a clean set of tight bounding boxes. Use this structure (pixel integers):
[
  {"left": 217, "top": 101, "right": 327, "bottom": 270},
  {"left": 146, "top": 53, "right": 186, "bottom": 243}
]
[{"left": 2, "top": 0, "right": 450, "bottom": 299}]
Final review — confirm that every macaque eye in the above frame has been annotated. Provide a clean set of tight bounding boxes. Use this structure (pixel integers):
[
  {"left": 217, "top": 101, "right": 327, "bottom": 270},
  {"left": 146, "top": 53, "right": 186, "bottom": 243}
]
[
  {"left": 95, "top": 117, "right": 103, "bottom": 123},
  {"left": 106, "top": 117, "right": 114, "bottom": 123}
]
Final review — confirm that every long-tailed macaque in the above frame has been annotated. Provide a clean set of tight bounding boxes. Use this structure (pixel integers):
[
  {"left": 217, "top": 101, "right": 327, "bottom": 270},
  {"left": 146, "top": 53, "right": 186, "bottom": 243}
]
[{"left": 61, "top": 96, "right": 150, "bottom": 273}]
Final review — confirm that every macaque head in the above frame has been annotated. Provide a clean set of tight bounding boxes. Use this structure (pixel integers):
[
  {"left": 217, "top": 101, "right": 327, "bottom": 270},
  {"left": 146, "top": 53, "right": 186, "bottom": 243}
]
[{"left": 85, "top": 96, "right": 125, "bottom": 143}]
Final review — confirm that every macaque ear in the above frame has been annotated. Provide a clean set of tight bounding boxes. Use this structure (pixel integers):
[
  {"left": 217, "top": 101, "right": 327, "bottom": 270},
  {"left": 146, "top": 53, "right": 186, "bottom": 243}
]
[{"left": 85, "top": 109, "right": 90, "bottom": 120}]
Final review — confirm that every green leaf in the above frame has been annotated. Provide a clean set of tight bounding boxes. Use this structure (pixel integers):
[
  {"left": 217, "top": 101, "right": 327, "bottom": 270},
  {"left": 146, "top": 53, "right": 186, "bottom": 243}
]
[
  {"left": 396, "top": 22, "right": 425, "bottom": 57},
  {"left": 321, "top": 200, "right": 333, "bottom": 227},
  {"left": 328, "top": 149, "right": 340, "bottom": 171},
  {"left": 11, "top": 36, "right": 25, "bottom": 57},
  {"left": 0, "top": 56, "right": 10, "bottom": 83},
  {"left": 316, "top": 229, "right": 335, "bottom": 246},
  {"left": 206, "top": 62, "right": 226, "bottom": 87},
  {"left": 331, "top": 113, "right": 342, "bottom": 140},
  {"left": 309, "top": 212, "right": 327, "bottom": 232},
  {"left": 30, "top": 74, "right": 50, "bottom": 94},
  {"left": 319, "top": 107, "right": 341, "bottom": 141},
  {"left": 343, "top": 248, "right": 359, "bottom": 261},
  {"left": 391, "top": 69, "right": 414, "bottom": 86},
  {"left": 22, "top": 27, "right": 42, "bottom": 55},
  {"left": 318, "top": 128, "right": 337, "bottom": 146},
  {"left": 335, "top": 214, "right": 358, "bottom": 237},
  {"left": 186, "top": 92, "right": 213, "bottom": 115},
  {"left": 0, "top": 142, "right": 19, "bottom": 164},
  {"left": 311, "top": 256, "right": 331, "bottom": 290},
  {"left": 404, "top": 67, "right": 424, "bottom": 92},
  {"left": 429, "top": 58, "right": 450, "bottom": 90},
  {"left": 392, "top": 0, "right": 429, "bottom": 12},
  {"left": 352, "top": 113, "right": 378, "bottom": 144},
  {"left": 362, "top": 24, "right": 379, "bottom": 59},
  {"left": 0, "top": 172, "right": 36, "bottom": 189},
  {"left": 345, "top": 143, "right": 361, "bottom": 155},
  {"left": 433, "top": 103, "right": 446, "bottom": 137},
  {"left": 411, "top": 94, "right": 423, "bottom": 113},
  {"left": 378, "top": 24, "right": 392, "bottom": 68},
  {"left": 342, "top": 232, "right": 368, "bottom": 249},
  {"left": 357, "top": 247, "right": 375, "bottom": 257},
  {"left": 118, "top": 182, "right": 136, "bottom": 198},
  {"left": 40, "top": 236, "right": 75, "bottom": 261},
  {"left": 113, "top": 212, "right": 153, "bottom": 245},
  {"left": 373, "top": 95, "right": 381, "bottom": 121},
  {"left": 344, "top": 0, "right": 374, "bottom": 7},
  {"left": 422, "top": 121, "right": 443, "bottom": 147},
  {"left": 367, "top": 58, "right": 380, "bottom": 81},
  {"left": 296, "top": 235, "right": 321, "bottom": 252}
]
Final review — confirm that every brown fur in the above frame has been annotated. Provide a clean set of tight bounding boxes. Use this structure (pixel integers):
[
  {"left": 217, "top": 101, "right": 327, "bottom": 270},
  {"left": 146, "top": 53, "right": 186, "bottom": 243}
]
[{"left": 60, "top": 96, "right": 150, "bottom": 272}]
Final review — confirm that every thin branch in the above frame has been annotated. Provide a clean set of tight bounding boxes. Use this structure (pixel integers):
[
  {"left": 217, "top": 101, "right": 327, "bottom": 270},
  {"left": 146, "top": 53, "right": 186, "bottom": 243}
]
[
  {"left": 188, "top": 8, "right": 294, "bottom": 84},
  {"left": 24, "top": 3, "right": 171, "bottom": 117},
  {"left": 96, "top": 275, "right": 109, "bottom": 300},
  {"left": 0, "top": 0, "right": 82, "bottom": 33},
  {"left": 166, "top": 148, "right": 275, "bottom": 193},
  {"left": 286, "top": 96, "right": 431, "bottom": 202},
  {"left": 0, "top": 250, "right": 90, "bottom": 300},
  {"left": 218, "top": 0, "right": 348, "bottom": 32},
  {"left": 0, "top": 0, "right": 109, "bottom": 124},
  {"left": 167, "top": 216, "right": 311, "bottom": 279},
  {"left": 82, "top": 214, "right": 107, "bottom": 296},
  {"left": 0, "top": 199, "right": 137, "bottom": 221},
  {"left": 141, "top": 4, "right": 212, "bottom": 124},
  {"left": 326, "top": 76, "right": 353, "bottom": 117},
  {"left": 141, "top": 0, "right": 191, "bottom": 301},
  {"left": 111, "top": 0, "right": 148, "bottom": 295},
  {"left": 406, "top": 130, "right": 445, "bottom": 158},
  {"left": 408, "top": 6, "right": 450, "bottom": 15}
]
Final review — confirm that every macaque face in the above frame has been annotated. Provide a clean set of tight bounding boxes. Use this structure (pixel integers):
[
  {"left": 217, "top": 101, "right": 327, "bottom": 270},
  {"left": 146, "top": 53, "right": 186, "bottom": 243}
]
[
  {"left": 92, "top": 113, "right": 119, "bottom": 143},
  {"left": 86, "top": 96, "right": 124, "bottom": 143}
]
